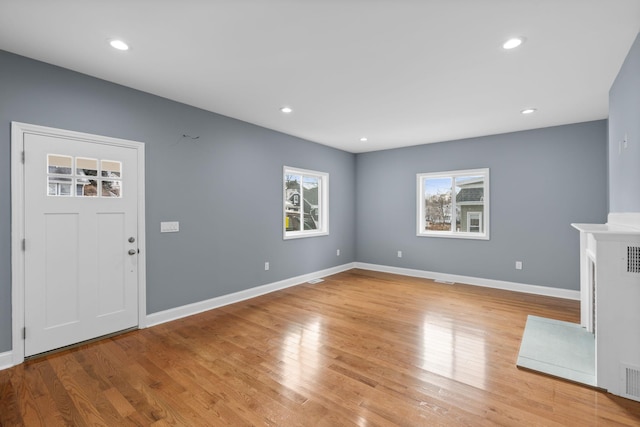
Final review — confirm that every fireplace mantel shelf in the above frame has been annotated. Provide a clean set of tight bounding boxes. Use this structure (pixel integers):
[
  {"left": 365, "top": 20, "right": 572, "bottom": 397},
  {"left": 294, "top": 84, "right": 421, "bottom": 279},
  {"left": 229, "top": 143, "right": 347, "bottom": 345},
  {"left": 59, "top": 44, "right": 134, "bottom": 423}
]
[{"left": 571, "top": 222, "right": 640, "bottom": 236}]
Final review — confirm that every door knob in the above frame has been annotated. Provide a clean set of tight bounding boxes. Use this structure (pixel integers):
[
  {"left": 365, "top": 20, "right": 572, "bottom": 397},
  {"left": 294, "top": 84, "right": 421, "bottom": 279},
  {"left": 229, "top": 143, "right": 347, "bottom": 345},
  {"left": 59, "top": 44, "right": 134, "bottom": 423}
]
[{"left": 128, "top": 249, "right": 137, "bottom": 255}]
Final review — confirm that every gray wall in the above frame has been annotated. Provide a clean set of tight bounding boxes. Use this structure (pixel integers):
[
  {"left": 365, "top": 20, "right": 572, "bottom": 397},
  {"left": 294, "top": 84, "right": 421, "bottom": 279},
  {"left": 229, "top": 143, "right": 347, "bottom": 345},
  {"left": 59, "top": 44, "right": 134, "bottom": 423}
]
[
  {"left": 0, "top": 44, "right": 619, "bottom": 355},
  {"left": 609, "top": 32, "right": 640, "bottom": 212},
  {"left": 355, "top": 121, "right": 608, "bottom": 290},
  {"left": 0, "top": 51, "right": 356, "bottom": 352}
]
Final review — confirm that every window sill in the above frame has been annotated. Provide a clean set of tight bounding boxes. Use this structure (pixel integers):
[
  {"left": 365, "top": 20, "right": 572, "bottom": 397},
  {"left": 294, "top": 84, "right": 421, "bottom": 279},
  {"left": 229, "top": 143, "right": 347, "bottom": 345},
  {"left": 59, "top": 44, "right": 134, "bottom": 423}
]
[
  {"left": 417, "top": 231, "right": 489, "bottom": 240},
  {"left": 284, "top": 231, "right": 329, "bottom": 240}
]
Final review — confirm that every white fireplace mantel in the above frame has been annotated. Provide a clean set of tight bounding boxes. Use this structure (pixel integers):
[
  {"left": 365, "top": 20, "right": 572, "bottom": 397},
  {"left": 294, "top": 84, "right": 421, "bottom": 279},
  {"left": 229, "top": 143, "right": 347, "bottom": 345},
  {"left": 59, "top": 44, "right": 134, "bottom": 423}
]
[
  {"left": 572, "top": 213, "right": 640, "bottom": 331},
  {"left": 571, "top": 212, "right": 640, "bottom": 400}
]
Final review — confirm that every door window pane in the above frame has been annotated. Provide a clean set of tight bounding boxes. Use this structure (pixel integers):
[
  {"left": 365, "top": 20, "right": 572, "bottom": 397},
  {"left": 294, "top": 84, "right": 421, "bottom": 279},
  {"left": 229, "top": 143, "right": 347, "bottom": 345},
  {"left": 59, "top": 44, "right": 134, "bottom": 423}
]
[
  {"left": 101, "top": 160, "right": 121, "bottom": 178},
  {"left": 101, "top": 180, "right": 122, "bottom": 198},
  {"left": 76, "top": 157, "right": 98, "bottom": 176},
  {"left": 76, "top": 179, "right": 98, "bottom": 197},
  {"left": 48, "top": 155, "right": 72, "bottom": 175},
  {"left": 48, "top": 177, "right": 72, "bottom": 196}
]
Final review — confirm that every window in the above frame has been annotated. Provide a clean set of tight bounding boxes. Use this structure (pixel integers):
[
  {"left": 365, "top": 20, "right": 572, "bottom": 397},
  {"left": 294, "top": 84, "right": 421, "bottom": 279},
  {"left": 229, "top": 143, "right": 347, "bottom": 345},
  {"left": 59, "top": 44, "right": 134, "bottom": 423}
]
[
  {"left": 284, "top": 166, "right": 328, "bottom": 239},
  {"left": 47, "top": 154, "right": 122, "bottom": 198},
  {"left": 417, "top": 168, "right": 489, "bottom": 239}
]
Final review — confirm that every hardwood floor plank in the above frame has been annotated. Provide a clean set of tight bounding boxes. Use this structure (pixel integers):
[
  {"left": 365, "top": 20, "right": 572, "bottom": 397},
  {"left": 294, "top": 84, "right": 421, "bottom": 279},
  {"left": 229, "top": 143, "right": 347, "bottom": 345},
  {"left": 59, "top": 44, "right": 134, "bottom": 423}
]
[
  {"left": 2, "top": 269, "right": 640, "bottom": 426},
  {"left": 0, "top": 370, "right": 25, "bottom": 426},
  {"left": 34, "top": 358, "right": 91, "bottom": 426}
]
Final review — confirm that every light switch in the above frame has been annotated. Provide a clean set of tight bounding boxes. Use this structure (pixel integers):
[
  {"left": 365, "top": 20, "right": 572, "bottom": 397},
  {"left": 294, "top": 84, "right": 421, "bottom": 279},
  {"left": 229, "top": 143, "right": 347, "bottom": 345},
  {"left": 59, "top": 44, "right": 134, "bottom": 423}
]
[{"left": 161, "top": 221, "right": 179, "bottom": 233}]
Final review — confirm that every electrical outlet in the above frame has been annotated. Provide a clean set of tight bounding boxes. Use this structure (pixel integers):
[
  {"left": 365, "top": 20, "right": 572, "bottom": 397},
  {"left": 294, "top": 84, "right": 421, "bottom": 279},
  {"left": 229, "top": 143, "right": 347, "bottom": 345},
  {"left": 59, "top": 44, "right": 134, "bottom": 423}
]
[
  {"left": 336, "top": 249, "right": 340, "bottom": 256},
  {"left": 264, "top": 262, "right": 270, "bottom": 271},
  {"left": 515, "top": 261, "right": 523, "bottom": 270},
  {"left": 397, "top": 250, "right": 403, "bottom": 258}
]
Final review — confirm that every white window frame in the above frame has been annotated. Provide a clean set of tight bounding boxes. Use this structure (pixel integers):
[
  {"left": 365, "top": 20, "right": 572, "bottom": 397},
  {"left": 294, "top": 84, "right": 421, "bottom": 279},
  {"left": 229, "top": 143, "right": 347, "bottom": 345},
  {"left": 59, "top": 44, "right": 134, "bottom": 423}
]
[
  {"left": 416, "top": 168, "right": 489, "bottom": 240},
  {"left": 283, "top": 166, "right": 329, "bottom": 240}
]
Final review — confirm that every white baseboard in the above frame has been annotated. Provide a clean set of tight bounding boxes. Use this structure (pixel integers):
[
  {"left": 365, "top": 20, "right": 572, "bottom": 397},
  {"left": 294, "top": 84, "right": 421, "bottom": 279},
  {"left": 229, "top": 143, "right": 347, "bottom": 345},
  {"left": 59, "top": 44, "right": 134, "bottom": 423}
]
[
  {"left": 354, "top": 262, "right": 580, "bottom": 300},
  {"left": 0, "top": 351, "right": 14, "bottom": 371},
  {"left": 2, "top": 260, "right": 578, "bottom": 372},
  {"left": 146, "top": 263, "right": 356, "bottom": 327},
  {"left": 146, "top": 261, "right": 578, "bottom": 330}
]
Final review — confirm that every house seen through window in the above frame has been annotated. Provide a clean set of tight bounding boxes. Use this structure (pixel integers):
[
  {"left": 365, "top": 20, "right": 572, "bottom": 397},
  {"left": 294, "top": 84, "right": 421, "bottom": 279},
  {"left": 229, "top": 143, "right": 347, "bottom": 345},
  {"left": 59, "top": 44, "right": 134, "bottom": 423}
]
[
  {"left": 284, "top": 166, "right": 328, "bottom": 239},
  {"left": 417, "top": 168, "right": 489, "bottom": 240}
]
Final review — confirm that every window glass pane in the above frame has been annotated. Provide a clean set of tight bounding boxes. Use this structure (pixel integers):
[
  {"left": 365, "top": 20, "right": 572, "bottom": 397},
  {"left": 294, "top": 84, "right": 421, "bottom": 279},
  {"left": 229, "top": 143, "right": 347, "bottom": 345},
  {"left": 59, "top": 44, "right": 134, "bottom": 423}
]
[
  {"left": 455, "top": 175, "right": 484, "bottom": 233},
  {"left": 285, "top": 174, "right": 301, "bottom": 231},
  {"left": 48, "top": 177, "right": 72, "bottom": 196},
  {"left": 418, "top": 168, "right": 489, "bottom": 239},
  {"left": 76, "top": 178, "right": 98, "bottom": 197},
  {"left": 76, "top": 157, "right": 98, "bottom": 176},
  {"left": 284, "top": 167, "right": 329, "bottom": 239},
  {"left": 101, "top": 180, "right": 122, "bottom": 198},
  {"left": 424, "top": 177, "right": 452, "bottom": 231},
  {"left": 302, "top": 176, "right": 319, "bottom": 230},
  {"left": 101, "top": 160, "right": 122, "bottom": 178},
  {"left": 48, "top": 154, "right": 72, "bottom": 175}
]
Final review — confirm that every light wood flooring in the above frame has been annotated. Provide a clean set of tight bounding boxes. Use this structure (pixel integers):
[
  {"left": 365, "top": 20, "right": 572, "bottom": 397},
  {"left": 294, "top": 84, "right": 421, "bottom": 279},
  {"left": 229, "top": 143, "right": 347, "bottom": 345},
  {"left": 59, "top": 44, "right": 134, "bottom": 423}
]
[{"left": 2, "top": 269, "right": 640, "bottom": 426}]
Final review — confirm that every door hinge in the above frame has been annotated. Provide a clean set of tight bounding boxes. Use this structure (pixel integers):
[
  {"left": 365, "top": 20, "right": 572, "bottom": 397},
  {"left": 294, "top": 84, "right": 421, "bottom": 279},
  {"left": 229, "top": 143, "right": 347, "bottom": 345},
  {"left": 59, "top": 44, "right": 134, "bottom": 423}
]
[
  {"left": 22, "top": 239, "right": 26, "bottom": 251},
  {"left": 22, "top": 327, "right": 26, "bottom": 339},
  {"left": 21, "top": 151, "right": 25, "bottom": 164}
]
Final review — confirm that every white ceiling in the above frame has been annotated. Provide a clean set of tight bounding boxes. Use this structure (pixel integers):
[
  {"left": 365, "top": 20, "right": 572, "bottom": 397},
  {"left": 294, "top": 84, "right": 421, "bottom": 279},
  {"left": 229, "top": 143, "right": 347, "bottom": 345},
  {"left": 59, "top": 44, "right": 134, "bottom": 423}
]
[{"left": 1, "top": 1, "right": 639, "bottom": 153}]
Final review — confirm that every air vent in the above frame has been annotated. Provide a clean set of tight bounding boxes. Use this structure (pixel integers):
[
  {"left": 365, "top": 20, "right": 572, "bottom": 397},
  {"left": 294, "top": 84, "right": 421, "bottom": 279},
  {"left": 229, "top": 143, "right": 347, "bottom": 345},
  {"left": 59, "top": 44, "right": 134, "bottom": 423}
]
[
  {"left": 627, "top": 246, "right": 640, "bottom": 273},
  {"left": 621, "top": 364, "right": 640, "bottom": 401}
]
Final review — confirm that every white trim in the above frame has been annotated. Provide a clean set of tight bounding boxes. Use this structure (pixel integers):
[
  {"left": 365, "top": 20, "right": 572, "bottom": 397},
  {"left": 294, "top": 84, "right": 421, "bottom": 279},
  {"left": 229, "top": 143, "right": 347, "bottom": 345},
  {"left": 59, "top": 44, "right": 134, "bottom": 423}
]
[
  {"left": 416, "top": 168, "right": 490, "bottom": 240},
  {"left": 146, "top": 263, "right": 355, "bottom": 327},
  {"left": 147, "top": 261, "right": 579, "bottom": 329},
  {"left": 10, "top": 123, "right": 26, "bottom": 366},
  {"left": 10, "top": 122, "right": 147, "bottom": 365},
  {"left": 135, "top": 142, "right": 148, "bottom": 328},
  {"left": 0, "top": 351, "right": 14, "bottom": 371},
  {"left": 355, "top": 262, "right": 580, "bottom": 300},
  {"left": 283, "top": 166, "right": 329, "bottom": 240},
  {"left": 3, "top": 259, "right": 578, "bottom": 371}
]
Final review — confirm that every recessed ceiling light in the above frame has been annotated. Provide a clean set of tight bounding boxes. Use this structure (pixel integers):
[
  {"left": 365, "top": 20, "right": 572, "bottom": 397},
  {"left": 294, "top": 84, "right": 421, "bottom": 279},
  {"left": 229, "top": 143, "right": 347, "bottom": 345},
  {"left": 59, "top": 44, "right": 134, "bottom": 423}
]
[
  {"left": 280, "top": 106, "right": 293, "bottom": 114},
  {"left": 109, "top": 40, "right": 129, "bottom": 51},
  {"left": 503, "top": 37, "right": 524, "bottom": 50},
  {"left": 521, "top": 108, "right": 537, "bottom": 115},
  {"left": 360, "top": 137, "right": 368, "bottom": 142}
]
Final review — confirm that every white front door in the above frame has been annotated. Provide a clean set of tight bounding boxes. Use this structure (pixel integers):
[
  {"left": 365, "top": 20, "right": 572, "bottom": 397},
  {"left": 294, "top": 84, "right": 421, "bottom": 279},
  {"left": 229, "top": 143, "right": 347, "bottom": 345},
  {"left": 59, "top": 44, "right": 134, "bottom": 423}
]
[{"left": 21, "top": 129, "right": 141, "bottom": 357}]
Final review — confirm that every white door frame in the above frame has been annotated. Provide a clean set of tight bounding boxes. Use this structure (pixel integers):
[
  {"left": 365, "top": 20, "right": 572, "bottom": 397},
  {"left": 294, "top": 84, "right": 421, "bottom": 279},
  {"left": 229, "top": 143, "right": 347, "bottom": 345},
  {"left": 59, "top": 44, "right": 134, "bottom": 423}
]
[{"left": 10, "top": 122, "right": 147, "bottom": 366}]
